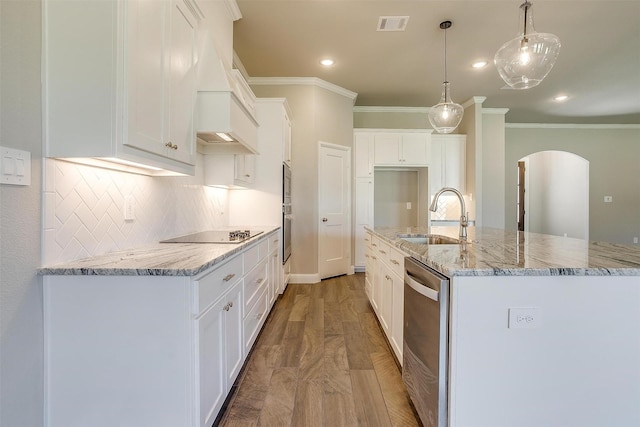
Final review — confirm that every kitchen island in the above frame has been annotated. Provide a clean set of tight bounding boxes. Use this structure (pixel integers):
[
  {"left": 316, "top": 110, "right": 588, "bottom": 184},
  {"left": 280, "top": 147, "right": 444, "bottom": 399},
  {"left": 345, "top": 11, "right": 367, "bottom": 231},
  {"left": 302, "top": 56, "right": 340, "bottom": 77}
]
[
  {"left": 366, "top": 225, "right": 640, "bottom": 427},
  {"left": 40, "top": 227, "right": 281, "bottom": 427}
]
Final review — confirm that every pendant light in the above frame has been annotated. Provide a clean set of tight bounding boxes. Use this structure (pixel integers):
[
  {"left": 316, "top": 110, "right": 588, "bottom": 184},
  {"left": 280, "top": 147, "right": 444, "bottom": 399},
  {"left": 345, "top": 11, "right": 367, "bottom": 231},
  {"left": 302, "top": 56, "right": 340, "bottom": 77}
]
[
  {"left": 428, "top": 21, "right": 463, "bottom": 134},
  {"left": 494, "top": 0, "right": 561, "bottom": 89}
]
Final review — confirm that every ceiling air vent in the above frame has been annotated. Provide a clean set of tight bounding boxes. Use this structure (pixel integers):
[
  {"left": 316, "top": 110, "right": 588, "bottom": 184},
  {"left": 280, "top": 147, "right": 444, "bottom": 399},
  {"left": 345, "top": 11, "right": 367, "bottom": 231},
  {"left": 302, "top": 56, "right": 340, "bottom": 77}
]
[{"left": 377, "top": 16, "right": 410, "bottom": 32}]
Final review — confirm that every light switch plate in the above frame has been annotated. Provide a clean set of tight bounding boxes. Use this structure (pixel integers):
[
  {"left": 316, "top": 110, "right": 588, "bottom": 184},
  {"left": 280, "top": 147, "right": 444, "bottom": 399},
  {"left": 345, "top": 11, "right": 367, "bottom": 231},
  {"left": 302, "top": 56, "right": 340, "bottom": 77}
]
[{"left": 0, "top": 146, "right": 31, "bottom": 186}]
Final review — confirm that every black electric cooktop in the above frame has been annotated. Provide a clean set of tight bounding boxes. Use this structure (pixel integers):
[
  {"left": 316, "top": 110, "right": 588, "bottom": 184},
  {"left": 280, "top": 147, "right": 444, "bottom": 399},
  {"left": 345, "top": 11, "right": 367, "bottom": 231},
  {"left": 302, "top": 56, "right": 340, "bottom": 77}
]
[{"left": 160, "top": 230, "right": 263, "bottom": 244}]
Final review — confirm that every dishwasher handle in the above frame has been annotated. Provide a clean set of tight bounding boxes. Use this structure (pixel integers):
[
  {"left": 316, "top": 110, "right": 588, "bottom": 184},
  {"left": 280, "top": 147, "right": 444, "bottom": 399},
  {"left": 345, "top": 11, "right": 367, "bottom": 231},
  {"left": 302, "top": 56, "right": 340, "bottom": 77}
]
[{"left": 405, "top": 273, "right": 439, "bottom": 301}]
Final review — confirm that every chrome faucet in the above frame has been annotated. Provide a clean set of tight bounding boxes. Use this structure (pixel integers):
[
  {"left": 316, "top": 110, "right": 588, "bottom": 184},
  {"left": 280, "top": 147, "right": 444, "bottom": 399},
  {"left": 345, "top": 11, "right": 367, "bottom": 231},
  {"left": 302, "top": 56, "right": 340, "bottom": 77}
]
[{"left": 429, "top": 187, "right": 469, "bottom": 240}]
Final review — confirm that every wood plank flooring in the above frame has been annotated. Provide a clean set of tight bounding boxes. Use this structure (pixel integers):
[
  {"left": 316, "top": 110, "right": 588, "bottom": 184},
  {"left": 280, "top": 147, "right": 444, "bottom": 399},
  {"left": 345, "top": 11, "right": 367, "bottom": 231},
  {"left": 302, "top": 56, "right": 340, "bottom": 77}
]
[{"left": 217, "top": 273, "right": 421, "bottom": 426}]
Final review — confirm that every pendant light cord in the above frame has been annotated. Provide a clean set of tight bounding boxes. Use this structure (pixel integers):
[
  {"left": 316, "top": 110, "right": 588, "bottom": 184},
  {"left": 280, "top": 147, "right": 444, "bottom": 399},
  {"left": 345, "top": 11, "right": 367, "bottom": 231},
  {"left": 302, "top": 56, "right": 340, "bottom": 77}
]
[{"left": 443, "top": 25, "right": 448, "bottom": 82}]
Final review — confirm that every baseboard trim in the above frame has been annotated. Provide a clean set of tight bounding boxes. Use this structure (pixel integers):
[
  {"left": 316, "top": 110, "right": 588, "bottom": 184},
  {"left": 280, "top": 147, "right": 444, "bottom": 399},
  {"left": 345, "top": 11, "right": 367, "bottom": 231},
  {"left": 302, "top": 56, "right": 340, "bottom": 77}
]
[{"left": 289, "top": 273, "right": 321, "bottom": 284}]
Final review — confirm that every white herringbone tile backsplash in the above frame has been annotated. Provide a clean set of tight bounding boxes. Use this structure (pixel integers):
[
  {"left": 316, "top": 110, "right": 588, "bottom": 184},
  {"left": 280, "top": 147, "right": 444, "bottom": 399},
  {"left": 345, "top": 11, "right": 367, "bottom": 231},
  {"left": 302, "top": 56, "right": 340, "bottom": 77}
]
[{"left": 43, "top": 157, "right": 228, "bottom": 265}]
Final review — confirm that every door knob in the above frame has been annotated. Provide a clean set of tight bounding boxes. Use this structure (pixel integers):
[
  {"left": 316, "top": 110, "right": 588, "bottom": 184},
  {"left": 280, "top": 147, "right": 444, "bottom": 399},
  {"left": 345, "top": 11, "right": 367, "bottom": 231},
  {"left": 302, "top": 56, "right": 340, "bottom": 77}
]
[{"left": 322, "top": 218, "right": 328, "bottom": 222}]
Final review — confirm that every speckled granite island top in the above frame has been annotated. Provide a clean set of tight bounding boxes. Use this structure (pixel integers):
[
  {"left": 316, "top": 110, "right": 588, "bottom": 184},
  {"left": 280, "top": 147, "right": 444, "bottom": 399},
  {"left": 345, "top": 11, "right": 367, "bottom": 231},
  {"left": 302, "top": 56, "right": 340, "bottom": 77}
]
[
  {"left": 38, "top": 227, "right": 279, "bottom": 276},
  {"left": 367, "top": 226, "right": 640, "bottom": 277}
]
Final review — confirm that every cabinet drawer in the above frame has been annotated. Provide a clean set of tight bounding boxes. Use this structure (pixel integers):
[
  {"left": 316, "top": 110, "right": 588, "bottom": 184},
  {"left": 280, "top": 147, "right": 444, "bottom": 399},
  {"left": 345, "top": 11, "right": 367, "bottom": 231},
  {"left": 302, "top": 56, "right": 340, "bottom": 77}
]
[
  {"left": 244, "top": 287, "right": 268, "bottom": 353},
  {"left": 268, "top": 233, "right": 279, "bottom": 251},
  {"left": 365, "top": 233, "right": 372, "bottom": 249},
  {"left": 244, "top": 244, "right": 260, "bottom": 272},
  {"left": 377, "top": 240, "right": 391, "bottom": 265},
  {"left": 259, "top": 240, "right": 269, "bottom": 260},
  {"left": 194, "top": 255, "right": 243, "bottom": 314},
  {"left": 243, "top": 258, "right": 268, "bottom": 312},
  {"left": 388, "top": 247, "right": 405, "bottom": 278}
]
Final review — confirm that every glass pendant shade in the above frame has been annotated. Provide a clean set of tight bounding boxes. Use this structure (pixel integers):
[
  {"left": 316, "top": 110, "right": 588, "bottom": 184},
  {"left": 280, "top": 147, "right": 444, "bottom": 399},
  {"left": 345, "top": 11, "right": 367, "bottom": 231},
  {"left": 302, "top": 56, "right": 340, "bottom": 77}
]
[
  {"left": 428, "top": 82, "right": 464, "bottom": 134},
  {"left": 429, "top": 21, "right": 463, "bottom": 134},
  {"left": 494, "top": 1, "right": 561, "bottom": 89}
]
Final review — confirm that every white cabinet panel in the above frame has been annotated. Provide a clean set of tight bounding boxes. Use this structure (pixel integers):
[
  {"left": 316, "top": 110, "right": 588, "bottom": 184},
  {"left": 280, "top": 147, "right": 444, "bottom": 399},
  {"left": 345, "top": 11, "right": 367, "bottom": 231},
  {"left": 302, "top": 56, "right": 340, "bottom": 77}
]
[
  {"left": 372, "top": 132, "right": 430, "bottom": 166},
  {"left": 355, "top": 178, "right": 374, "bottom": 268},
  {"left": 430, "top": 134, "right": 466, "bottom": 194},
  {"left": 354, "top": 132, "right": 374, "bottom": 177}
]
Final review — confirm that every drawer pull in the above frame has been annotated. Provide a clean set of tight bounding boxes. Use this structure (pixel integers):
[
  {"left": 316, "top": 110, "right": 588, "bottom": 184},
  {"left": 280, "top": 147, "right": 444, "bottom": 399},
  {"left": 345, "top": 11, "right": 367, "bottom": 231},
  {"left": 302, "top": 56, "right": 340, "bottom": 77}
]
[
  {"left": 372, "top": 256, "right": 377, "bottom": 260},
  {"left": 274, "top": 239, "right": 279, "bottom": 243},
  {"left": 385, "top": 275, "right": 391, "bottom": 280},
  {"left": 379, "top": 250, "right": 386, "bottom": 254},
  {"left": 223, "top": 303, "right": 230, "bottom": 312},
  {"left": 256, "top": 278, "right": 264, "bottom": 284},
  {"left": 391, "top": 259, "right": 400, "bottom": 265},
  {"left": 223, "top": 273, "right": 236, "bottom": 282},
  {"left": 255, "top": 312, "right": 264, "bottom": 319},
  {"left": 372, "top": 243, "right": 377, "bottom": 247}
]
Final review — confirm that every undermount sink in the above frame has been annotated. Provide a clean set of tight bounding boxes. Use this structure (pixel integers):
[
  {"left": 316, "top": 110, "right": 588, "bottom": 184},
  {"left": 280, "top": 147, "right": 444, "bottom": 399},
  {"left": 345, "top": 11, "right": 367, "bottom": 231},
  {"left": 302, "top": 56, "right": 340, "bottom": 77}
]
[{"left": 397, "top": 234, "right": 460, "bottom": 245}]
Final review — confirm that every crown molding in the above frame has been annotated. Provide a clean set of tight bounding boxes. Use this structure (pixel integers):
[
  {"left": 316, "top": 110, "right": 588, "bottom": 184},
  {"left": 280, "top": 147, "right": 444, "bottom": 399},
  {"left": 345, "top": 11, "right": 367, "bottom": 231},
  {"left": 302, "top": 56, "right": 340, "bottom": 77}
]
[
  {"left": 462, "top": 96, "right": 487, "bottom": 108},
  {"left": 248, "top": 77, "right": 358, "bottom": 104},
  {"left": 506, "top": 123, "right": 640, "bottom": 129},
  {"left": 352, "top": 106, "right": 430, "bottom": 113},
  {"left": 224, "top": 0, "right": 242, "bottom": 21},
  {"left": 483, "top": 108, "right": 510, "bottom": 115}
]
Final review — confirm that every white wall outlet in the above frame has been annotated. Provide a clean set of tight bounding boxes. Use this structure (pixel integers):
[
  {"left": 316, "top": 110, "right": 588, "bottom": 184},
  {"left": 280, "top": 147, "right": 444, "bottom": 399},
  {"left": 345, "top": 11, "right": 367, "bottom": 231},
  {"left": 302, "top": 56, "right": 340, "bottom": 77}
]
[
  {"left": 124, "top": 195, "right": 135, "bottom": 221},
  {"left": 604, "top": 196, "right": 613, "bottom": 203},
  {"left": 634, "top": 237, "right": 639, "bottom": 244},
  {"left": 508, "top": 307, "right": 540, "bottom": 329},
  {"left": 406, "top": 202, "right": 412, "bottom": 210}
]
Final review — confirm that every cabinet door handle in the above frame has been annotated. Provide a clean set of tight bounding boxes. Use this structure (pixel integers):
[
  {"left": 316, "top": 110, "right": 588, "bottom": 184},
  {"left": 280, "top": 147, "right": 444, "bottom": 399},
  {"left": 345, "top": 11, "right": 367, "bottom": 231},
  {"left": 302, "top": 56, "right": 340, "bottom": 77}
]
[
  {"left": 391, "top": 259, "right": 400, "bottom": 265},
  {"left": 256, "top": 278, "right": 264, "bottom": 284},
  {"left": 372, "top": 243, "right": 377, "bottom": 247},
  {"left": 223, "top": 303, "right": 230, "bottom": 312},
  {"left": 223, "top": 273, "right": 236, "bottom": 282},
  {"left": 245, "top": 174, "right": 251, "bottom": 178},
  {"left": 385, "top": 275, "right": 391, "bottom": 280},
  {"left": 322, "top": 218, "right": 328, "bottom": 222},
  {"left": 372, "top": 256, "right": 377, "bottom": 260},
  {"left": 379, "top": 250, "right": 386, "bottom": 254},
  {"left": 165, "top": 142, "right": 178, "bottom": 150}
]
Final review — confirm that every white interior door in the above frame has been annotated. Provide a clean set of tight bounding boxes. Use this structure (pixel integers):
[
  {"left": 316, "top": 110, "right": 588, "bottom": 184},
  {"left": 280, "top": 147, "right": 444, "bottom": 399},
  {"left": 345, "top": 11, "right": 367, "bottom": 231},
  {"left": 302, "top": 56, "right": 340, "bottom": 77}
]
[{"left": 318, "top": 142, "right": 351, "bottom": 279}]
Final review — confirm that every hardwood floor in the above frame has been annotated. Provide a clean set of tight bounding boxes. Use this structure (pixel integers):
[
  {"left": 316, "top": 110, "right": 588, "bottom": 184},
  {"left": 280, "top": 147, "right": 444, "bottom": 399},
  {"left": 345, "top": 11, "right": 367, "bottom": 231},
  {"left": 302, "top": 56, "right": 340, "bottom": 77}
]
[{"left": 217, "top": 273, "right": 421, "bottom": 426}]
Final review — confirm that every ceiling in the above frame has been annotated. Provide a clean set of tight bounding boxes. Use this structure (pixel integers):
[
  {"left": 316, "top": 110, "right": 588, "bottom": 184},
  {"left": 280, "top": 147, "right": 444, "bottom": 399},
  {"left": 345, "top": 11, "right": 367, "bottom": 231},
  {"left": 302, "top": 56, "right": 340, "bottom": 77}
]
[{"left": 232, "top": 0, "right": 640, "bottom": 124}]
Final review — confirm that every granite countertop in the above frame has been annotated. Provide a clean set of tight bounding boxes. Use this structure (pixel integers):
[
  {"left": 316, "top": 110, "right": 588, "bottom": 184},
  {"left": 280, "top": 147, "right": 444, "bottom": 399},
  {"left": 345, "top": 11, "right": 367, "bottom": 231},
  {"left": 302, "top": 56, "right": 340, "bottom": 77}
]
[
  {"left": 368, "top": 226, "right": 640, "bottom": 277},
  {"left": 38, "top": 227, "right": 279, "bottom": 277}
]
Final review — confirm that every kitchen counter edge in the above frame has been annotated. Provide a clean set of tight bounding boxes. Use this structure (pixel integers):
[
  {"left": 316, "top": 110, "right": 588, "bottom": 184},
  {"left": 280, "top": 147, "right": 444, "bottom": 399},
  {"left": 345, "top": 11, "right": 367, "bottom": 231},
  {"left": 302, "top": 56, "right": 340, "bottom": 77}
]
[
  {"left": 366, "top": 226, "right": 640, "bottom": 277},
  {"left": 38, "top": 227, "right": 280, "bottom": 277}
]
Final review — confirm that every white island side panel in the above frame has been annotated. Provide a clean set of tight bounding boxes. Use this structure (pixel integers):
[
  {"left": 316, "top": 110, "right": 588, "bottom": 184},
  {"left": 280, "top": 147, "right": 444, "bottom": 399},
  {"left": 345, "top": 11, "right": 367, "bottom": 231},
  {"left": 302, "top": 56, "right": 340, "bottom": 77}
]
[{"left": 448, "top": 275, "right": 640, "bottom": 427}]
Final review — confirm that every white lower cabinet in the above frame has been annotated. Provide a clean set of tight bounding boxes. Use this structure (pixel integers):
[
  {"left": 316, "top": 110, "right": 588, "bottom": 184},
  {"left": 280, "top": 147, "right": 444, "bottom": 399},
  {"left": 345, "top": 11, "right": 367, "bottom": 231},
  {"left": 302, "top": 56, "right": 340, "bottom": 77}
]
[
  {"left": 198, "top": 281, "right": 243, "bottom": 427},
  {"left": 43, "top": 232, "right": 279, "bottom": 427},
  {"left": 364, "top": 231, "right": 406, "bottom": 364}
]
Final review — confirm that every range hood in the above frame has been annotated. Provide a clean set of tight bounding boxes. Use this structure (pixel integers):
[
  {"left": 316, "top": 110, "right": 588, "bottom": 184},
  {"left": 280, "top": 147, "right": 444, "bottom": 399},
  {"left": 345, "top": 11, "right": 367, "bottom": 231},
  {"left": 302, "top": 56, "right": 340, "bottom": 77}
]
[{"left": 196, "top": 70, "right": 260, "bottom": 155}]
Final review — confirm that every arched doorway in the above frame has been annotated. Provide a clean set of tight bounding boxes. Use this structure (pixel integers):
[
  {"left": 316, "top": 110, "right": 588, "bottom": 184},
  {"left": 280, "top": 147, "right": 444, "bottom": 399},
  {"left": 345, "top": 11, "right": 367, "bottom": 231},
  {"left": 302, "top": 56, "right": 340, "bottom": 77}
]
[{"left": 517, "top": 151, "right": 589, "bottom": 239}]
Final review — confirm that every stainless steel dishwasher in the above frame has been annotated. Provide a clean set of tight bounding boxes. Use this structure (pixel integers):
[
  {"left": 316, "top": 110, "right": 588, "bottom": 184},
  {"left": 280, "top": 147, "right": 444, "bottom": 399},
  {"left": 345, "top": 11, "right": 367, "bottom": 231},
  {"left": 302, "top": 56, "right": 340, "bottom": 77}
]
[{"left": 403, "top": 256, "right": 450, "bottom": 427}]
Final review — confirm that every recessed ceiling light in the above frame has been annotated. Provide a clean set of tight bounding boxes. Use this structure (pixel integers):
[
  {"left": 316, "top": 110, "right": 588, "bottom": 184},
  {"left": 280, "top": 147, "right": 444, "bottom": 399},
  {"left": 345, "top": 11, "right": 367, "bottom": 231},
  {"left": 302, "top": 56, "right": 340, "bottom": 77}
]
[
  {"left": 472, "top": 61, "right": 488, "bottom": 69},
  {"left": 554, "top": 95, "right": 569, "bottom": 102},
  {"left": 320, "top": 59, "right": 335, "bottom": 67}
]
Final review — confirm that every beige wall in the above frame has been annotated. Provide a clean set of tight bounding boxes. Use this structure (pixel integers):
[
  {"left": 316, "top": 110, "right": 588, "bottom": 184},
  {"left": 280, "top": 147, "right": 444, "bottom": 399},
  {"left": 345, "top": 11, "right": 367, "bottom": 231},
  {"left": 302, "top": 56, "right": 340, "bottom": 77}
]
[
  {"left": 505, "top": 126, "right": 640, "bottom": 244},
  {"left": 251, "top": 84, "right": 354, "bottom": 276},
  {"left": 354, "top": 108, "right": 429, "bottom": 129},
  {"left": 0, "top": 1, "right": 45, "bottom": 426}
]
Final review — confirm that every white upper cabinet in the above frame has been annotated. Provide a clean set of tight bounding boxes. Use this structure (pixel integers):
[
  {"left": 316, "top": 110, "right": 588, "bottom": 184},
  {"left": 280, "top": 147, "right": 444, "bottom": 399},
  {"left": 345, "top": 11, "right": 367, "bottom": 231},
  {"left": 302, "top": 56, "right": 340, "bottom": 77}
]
[
  {"left": 44, "top": 0, "right": 201, "bottom": 175},
  {"left": 373, "top": 131, "right": 431, "bottom": 166},
  {"left": 430, "top": 134, "right": 466, "bottom": 194}
]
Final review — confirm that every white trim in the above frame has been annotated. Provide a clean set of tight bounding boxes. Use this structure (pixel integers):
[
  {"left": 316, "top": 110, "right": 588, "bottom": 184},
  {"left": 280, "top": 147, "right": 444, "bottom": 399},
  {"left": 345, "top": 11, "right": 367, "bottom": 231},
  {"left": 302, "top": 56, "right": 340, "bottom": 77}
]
[
  {"left": 353, "top": 128, "right": 432, "bottom": 134},
  {"left": 248, "top": 77, "right": 358, "bottom": 103},
  {"left": 353, "top": 106, "right": 430, "bottom": 114},
  {"left": 483, "top": 108, "right": 510, "bottom": 115},
  {"left": 462, "top": 96, "right": 486, "bottom": 108},
  {"left": 224, "top": 0, "right": 242, "bottom": 21},
  {"left": 506, "top": 123, "right": 640, "bottom": 129},
  {"left": 289, "top": 273, "right": 321, "bottom": 284}
]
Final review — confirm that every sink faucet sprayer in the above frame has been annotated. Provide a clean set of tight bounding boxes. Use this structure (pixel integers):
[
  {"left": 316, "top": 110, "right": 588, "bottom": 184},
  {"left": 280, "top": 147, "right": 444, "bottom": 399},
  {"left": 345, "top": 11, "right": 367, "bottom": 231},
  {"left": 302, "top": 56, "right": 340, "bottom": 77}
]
[{"left": 429, "top": 187, "right": 469, "bottom": 240}]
